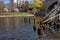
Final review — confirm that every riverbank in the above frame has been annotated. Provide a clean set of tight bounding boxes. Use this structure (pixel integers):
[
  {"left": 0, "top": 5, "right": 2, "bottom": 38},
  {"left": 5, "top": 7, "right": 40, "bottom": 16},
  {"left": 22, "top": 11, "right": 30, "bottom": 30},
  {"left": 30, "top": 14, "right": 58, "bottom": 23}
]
[{"left": 0, "top": 12, "right": 34, "bottom": 17}]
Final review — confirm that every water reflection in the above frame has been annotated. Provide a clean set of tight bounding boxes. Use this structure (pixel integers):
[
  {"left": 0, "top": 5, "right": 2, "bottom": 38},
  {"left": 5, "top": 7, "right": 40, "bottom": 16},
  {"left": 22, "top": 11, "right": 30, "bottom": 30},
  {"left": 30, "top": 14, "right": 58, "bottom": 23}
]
[
  {"left": 0, "top": 17, "right": 36, "bottom": 40},
  {"left": 0, "top": 17, "right": 26, "bottom": 38},
  {"left": 0, "top": 17, "right": 60, "bottom": 40}
]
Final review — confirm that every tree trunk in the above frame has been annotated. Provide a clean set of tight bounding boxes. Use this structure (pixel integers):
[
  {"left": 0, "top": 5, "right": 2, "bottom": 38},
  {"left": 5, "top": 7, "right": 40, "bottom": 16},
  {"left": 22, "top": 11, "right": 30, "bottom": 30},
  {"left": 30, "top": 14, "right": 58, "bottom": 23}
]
[{"left": 10, "top": 0, "right": 14, "bottom": 12}]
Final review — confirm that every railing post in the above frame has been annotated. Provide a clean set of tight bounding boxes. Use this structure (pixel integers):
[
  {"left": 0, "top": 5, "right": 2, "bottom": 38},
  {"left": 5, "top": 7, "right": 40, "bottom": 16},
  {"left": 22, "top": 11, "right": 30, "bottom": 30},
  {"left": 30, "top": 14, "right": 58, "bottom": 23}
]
[
  {"left": 33, "top": 19, "right": 36, "bottom": 32},
  {"left": 29, "top": 17, "right": 30, "bottom": 24}
]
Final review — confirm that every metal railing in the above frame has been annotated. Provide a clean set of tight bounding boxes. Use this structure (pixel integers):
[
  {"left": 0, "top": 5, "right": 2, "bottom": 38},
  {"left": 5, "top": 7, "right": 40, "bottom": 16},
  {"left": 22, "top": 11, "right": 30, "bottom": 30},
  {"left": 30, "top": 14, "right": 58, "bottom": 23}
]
[
  {"left": 43, "top": 13, "right": 60, "bottom": 23},
  {"left": 42, "top": 5, "right": 57, "bottom": 21},
  {"left": 42, "top": 5, "right": 60, "bottom": 23}
]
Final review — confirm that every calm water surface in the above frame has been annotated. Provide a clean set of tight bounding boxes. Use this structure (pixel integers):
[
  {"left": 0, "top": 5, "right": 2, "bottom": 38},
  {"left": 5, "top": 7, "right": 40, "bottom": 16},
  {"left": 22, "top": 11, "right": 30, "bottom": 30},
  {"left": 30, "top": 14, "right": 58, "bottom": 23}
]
[{"left": 0, "top": 17, "right": 60, "bottom": 40}]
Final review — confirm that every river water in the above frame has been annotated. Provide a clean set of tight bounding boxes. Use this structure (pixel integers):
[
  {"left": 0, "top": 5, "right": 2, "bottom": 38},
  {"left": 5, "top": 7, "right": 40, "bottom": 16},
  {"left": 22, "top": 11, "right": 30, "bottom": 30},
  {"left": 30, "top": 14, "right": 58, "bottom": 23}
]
[
  {"left": 0, "top": 17, "right": 37, "bottom": 40},
  {"left": 0, "top": 17, "right": 60, "bottom": 40}
]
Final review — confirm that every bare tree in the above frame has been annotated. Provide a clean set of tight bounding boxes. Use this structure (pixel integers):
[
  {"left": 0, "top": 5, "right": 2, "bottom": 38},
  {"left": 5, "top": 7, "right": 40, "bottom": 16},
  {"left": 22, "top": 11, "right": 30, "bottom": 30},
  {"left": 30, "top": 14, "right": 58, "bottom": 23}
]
[
  {"left": 10, "top": 0, "right": 14, "bottom": 12},
  {"left": 0, "top": 0, "right": 4, "bottom": 13},
  {"left": 17, "top": 0, "right": 18, "bottom": 7}
]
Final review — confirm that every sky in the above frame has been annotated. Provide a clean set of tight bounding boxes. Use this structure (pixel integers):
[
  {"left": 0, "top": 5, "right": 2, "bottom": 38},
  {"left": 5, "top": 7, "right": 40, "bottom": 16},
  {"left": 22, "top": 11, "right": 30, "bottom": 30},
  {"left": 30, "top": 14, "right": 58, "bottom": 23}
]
[
  {"left": 3, "top": 0, "right": 30, "bottom": 4},
  {"left": 3, "top": 0, "right": 10, "bottom": 4}
]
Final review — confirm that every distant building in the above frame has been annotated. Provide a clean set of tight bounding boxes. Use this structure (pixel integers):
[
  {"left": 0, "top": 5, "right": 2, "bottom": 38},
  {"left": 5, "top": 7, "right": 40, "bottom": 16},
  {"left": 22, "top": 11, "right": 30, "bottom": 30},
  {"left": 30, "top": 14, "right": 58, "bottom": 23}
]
[
  {"left": 13, "top": 0, "right": 34, "bottom": 4},
  {"left": 13, "top": 0, "right": 25, "bottom": 4}
]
